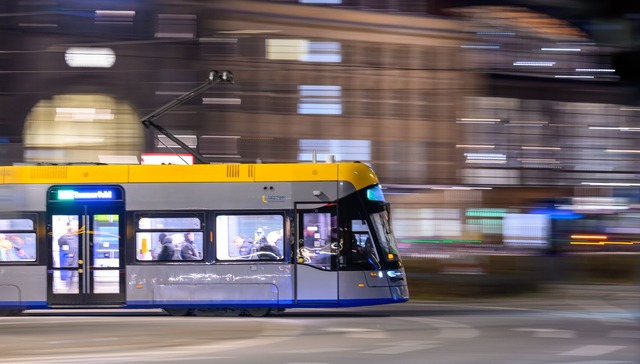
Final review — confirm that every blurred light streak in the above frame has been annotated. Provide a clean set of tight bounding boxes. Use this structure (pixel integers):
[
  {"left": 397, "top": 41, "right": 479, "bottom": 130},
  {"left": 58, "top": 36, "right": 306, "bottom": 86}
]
[
  {"left": 541, "top": 48, "right": 581, "bottom": 51},
  {"left": 456, "top": 144, "right": 495, "bottom": 148},
  {"left": 19, "top": 23, "right": 57, "bottom": 27},
  {"left": 555, "top": 75, "right": 595, "bottom": 79},
  {"left": 576, "top": 68, "right": 615, "bottom": 72},
  {"left": 95, "top": 10, "right": 135, "bottom": 16},
  {"left": 507, "top": 121, "right": 547, "bottom": 126},
  {"left": 590, "top": 127, "right": 640, "bottom": 131},
  {"left": 518, "top": 158, "right": 559, "bottom": 163},
  {"left": 55, "top": 108, "right": 114, "bottom": 122},
  {"left": 300, "top": 0, "right": 342, "bottom": 3},
  {"left": 606, "top": 149, "right": 640, "bottom": 153},
  {"left": 558, "top": 204, "right": 628, "bottom": 210},
  {"left": 476, "top": 31, "right": 515, "bottom": 36},
  {"left": 465, "top": 160, "right": 507, "bottom": 164},
  {"left": 202, "top": 98, "right": 242, "bottom": 105},
  {"left": 581, "top": 182, "right": 640, "bottom": 186},
  {"left": 513, "top": 61, "right": 555, "bottom": 66},
  {"left": 620, "top": 107, "right": 640, "bottom": 111},
  {"left": 382, "top": 184, "right": 492, "bottom": 190},
  {"left": 571, "top": 241, "right": 638, "bottom": 245},
  {"left": 464, "top": 153, "right": 506, "bottom": 160},
  {"left": 95, "top": 10, "right": 135, "bottom": 25},
  {"left": 430, "top": 186, "right": 492, "bottom": 190},
  {"left": 521, "top": 146, "right": 561, "bottom": 150},
  {"left": 65, "top": 47, "right": 116, "bottom": 68},
  {"left": 63, "top": 137, "right": 105, "bottom": 143},
  {"left": 456, "top": 118, "right": 500, "bottom": 124},
  {"left": 571, "top": 234, "right": 607, "bottom": 240},
  {"left": 199, "top": 38, "right": 238, "bottom": 43},
  {"left": 460, "top": 44, "right": 500, "bottom": 49},
  {"left": 219, "top": 30, "right": 281, "bottom": 34}
]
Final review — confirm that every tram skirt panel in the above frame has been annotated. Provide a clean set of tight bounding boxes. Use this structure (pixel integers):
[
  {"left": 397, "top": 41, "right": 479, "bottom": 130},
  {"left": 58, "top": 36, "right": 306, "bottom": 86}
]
[{"left": 153, "top": 284, "right": 279, "bottom": 308}]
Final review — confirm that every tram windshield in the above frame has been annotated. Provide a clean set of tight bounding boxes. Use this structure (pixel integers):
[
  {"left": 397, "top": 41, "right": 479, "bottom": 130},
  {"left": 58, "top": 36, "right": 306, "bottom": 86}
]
[
  {"left": 369, "top": 209, "right": 399, "bottom": 262},
  {"left": 361, "top": 185, "right": 400, "bottom": 263}
]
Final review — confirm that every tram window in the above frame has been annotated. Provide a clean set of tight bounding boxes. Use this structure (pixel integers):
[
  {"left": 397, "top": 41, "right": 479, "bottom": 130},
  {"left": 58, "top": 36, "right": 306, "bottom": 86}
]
[
  {"left": 300, "top": 212, "right": 338, "bottom": 270},
  {"left": 370, "top": 212, "right": 399, "bottom": 262},
  {"left": 138, "top": 216, "right": 200, "bottom": 230},
  {"left": 216, "top": 214, "right": 284, "bottom": 261},
  {"left": 349, "top": 219, "right": 380, "bottom": 270},
  {"left": 136, "top": 231, "right": 205, "bottom": 261},
  {"left": 135, "top": 214, "right": 204, "bottom": 262},
  {"left": 0, "top": 218, "right": 37, "bottom": 262}
]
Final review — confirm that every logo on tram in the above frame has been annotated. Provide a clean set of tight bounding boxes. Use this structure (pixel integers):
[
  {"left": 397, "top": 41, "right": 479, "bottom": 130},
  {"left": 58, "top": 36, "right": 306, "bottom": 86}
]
[{"left": 261, "top": 195, "right": 286, "bottom": 203}]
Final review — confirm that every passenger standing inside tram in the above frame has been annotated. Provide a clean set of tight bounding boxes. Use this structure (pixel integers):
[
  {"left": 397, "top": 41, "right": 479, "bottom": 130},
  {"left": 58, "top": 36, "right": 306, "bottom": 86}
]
[
  {"left": 152, "top": 233, "right": 167, "bottom": 260},
  {"left": 181, "top": 232, "right": 200, "bottom": 260},
  {"left": 157, "top": 236, "right": 178, "bottom": 261},
  {"left": 58, "top": 226, "right": 78, "bottom": 282}
]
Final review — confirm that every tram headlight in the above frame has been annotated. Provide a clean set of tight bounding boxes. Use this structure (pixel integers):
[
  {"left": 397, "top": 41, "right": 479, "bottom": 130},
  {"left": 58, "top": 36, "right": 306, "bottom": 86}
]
[{"left": 386, "top": 270, "right": 404, "bottom": 282}]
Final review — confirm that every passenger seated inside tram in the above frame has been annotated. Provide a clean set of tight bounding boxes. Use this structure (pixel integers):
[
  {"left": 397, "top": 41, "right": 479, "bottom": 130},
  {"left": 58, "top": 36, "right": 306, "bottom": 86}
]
[
  {"left": 157, "top": 236, "right": 181, "bottom": 261},
  {"left": 233, "top": 236, "right": 255, "bottom": 259},
  {"left": 256, "top": 230, "right": 282, "bottom": 260}
]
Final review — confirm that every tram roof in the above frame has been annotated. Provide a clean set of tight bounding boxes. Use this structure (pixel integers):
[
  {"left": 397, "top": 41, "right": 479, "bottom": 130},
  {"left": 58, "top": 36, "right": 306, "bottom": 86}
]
[{"left": 0, "top": 162, "right": 379, "bottom": 191}]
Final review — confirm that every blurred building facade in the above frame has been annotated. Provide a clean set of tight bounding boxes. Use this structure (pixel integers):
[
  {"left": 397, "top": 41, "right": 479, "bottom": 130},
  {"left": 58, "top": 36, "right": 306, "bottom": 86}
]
[{"left": 1, "top": 0, "right": 640, "bottom": 249}]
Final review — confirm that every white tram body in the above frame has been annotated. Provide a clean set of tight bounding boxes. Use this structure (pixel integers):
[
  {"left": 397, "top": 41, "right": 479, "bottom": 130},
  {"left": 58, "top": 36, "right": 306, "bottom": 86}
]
[{"left": 0, "top": 162, "right": 408, "bottom": 315}]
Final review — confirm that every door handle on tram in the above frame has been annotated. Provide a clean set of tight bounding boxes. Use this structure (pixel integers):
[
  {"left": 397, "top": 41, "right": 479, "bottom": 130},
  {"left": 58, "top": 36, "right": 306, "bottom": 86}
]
[
  {"left": 78, "top": 268, "right": 83, "bottom": 274},
  {"left": 78, "top": 260, "right": 83, "bottom": 265}
]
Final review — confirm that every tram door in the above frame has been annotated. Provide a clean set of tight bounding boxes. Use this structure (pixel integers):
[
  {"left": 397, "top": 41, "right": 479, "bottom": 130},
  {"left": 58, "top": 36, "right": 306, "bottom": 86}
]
[
  {"left": 47, "top": 186, "right": 126, "bottom": 306},
  {"left": 295, "top": 204, "right": 339, "bottom": 304}
]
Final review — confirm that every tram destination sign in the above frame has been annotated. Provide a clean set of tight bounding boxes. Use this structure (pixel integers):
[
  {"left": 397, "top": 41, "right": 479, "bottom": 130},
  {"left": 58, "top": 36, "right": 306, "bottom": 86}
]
[{"left": 48, "top": 186, "right": 123, "bottom": 202}]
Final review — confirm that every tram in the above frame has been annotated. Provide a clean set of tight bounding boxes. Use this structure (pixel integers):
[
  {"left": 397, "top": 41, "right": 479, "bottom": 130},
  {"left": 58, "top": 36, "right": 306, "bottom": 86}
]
[{"left": 0, "top": 161, "right": 408, "bottom": 316}]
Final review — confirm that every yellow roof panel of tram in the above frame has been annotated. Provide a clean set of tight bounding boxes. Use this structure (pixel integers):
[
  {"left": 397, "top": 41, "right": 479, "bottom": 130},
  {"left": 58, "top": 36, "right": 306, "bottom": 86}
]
[{"left": 0, "top": 162, "right": 379, "bottom": 190}]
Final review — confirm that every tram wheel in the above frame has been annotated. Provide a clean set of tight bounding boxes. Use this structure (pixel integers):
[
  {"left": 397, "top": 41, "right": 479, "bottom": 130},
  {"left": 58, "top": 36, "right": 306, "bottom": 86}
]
[
  {"left": 164, "top": 308, "right": 194, "bottom": 316},
  {"left": 245, "top": 308, "right": 271, "bottom": 317}
]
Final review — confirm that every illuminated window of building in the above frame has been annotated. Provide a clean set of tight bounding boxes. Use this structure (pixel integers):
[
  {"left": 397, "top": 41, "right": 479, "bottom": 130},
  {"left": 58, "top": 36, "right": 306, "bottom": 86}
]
[
  {"left": 65, "top": 47, "right": 116, "bottom": 68},
  {"left": 393, "top": 208, "right": 462, "bottom": 239},
  {"left": 266, "top": 39, "right": 342, "bottom": 62},
  {"left": 23, "top": 95, "right": 143, "bottom": 164},
  {"left": 298, "top": 139, "right": 370, "bottom": 162},
  {"left": 298, "top": 85, "right": 342, "bottom": 115}
]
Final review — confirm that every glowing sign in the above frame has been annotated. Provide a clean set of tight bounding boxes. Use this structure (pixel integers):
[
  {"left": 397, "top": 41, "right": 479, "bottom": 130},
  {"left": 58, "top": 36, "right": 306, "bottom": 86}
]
[
  {"left": 56, "top": 189, "right": 115, "bottom": 201},
  {"left": 48, "top": 186, "right": 123, "bottom": 203}
]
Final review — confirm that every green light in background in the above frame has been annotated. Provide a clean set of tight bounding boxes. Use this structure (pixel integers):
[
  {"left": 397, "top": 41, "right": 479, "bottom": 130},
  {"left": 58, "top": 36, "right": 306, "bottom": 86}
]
[
  {"left": 465, "top": 208, "right": 506, "bottom": 217},
  {"left": 401, "top": 239, "right": 482, "bottom": 244}
]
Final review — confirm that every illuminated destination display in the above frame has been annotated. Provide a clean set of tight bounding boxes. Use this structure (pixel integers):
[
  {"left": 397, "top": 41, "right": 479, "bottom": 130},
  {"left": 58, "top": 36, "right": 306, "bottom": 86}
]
[
  {"left": 49, "top": 186, "right": 123, "bottom": 202},
  {"left": 58, "top": 190, "right": 113, "bottom": 200}
]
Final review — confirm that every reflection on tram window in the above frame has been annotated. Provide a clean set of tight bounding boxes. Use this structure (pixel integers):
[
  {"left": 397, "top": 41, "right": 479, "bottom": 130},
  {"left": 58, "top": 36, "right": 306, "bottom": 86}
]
[
  {"left": 216, "top": 214, "right": 284, "bottom": 261},
  {"left": 299, "top": 212, "right": 337, "bottom": 270},
  {"left": 135, "top": 214, "right": 204, "bottom": 261},
  {"left": 93, "top": 214, "right": 120, "bottom": 268},
  {"left": 0, "top": 218, "right": 37, "bottom": 262}
]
